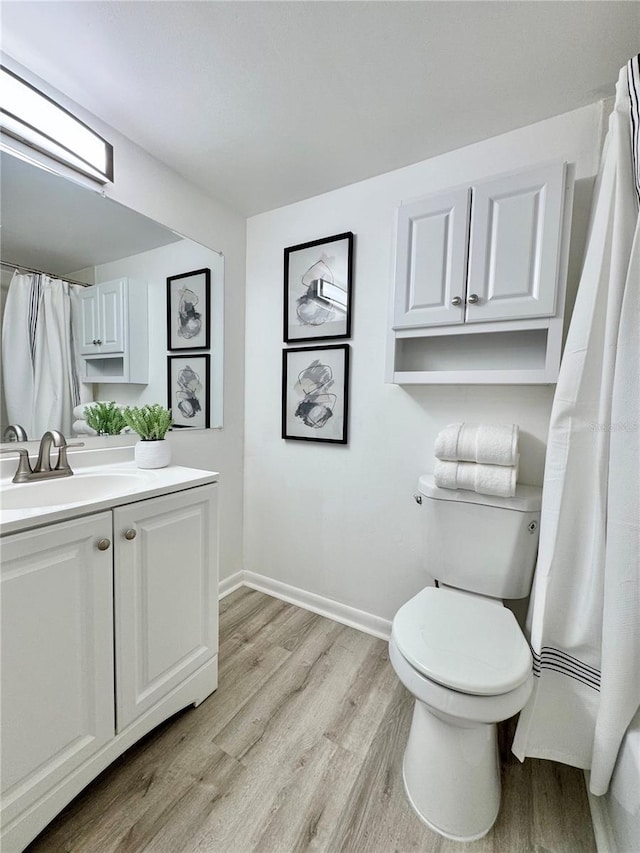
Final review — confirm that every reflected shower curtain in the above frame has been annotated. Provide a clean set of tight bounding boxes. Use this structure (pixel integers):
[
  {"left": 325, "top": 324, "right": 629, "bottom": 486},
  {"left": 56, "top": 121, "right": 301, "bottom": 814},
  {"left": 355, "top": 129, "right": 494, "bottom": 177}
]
[
  {"left": 512, "top": 57, "right": 640, "bottom": 794},
  {"left": 2, "top": 272, "right": 90, "bottom": 437}
]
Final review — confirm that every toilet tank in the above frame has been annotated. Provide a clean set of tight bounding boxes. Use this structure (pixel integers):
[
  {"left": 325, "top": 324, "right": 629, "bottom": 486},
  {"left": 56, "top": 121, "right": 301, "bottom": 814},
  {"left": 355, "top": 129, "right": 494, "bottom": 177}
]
[{"left": 417, "top": 475, "right": 543, "bottom": 599}]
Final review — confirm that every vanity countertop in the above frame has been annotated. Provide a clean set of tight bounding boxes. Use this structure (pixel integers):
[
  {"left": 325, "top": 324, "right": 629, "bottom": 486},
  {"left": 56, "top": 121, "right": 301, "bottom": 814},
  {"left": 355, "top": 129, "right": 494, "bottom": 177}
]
[{"left": 0, "top": 446, "right": 219, "bottom": 536}]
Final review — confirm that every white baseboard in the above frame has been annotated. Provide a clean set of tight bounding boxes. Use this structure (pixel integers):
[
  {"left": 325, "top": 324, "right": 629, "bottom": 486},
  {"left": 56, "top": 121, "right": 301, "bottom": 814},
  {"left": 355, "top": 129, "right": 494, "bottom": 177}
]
[
  {"left": 585, "top": 771, "right": 617, "bottom": 853},
  {"left": 219, "top": 570, "right": 392, "bottom": 641},
  {"left": 218, "top": 571, "right": 245, "bottom": 599}
]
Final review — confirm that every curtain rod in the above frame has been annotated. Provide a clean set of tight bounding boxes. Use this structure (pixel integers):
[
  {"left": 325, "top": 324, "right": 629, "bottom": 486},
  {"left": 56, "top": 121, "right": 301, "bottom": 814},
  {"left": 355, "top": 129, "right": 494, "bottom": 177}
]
[{"left": 0, "top": 259, "right": 92, "bottom": 287}]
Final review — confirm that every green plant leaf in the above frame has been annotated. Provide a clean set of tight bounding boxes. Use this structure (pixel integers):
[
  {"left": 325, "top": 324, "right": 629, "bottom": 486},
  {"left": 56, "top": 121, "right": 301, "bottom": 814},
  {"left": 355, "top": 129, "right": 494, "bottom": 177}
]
[
  {"left": 122, "top": 404, "right": 172, "bottom": 440},
  {"left": 85, "top": 402, "right": 127, "bottom": 435}
]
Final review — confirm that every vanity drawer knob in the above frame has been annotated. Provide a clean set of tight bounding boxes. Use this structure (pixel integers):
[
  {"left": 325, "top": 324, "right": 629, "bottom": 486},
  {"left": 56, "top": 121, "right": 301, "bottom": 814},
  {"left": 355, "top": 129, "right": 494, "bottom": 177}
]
[
  {"left": 124, "top": 529, "right": 137, "bottom": 540},
  {"left": 97, "top": 538, "right": 111, "bottom": 551}
]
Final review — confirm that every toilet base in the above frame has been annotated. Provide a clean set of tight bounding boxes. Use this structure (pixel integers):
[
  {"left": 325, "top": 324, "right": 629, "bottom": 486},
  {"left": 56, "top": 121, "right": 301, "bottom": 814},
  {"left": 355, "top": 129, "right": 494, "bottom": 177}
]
[{"left": 402, "top": 699, "right": 501, "bottom": 841}]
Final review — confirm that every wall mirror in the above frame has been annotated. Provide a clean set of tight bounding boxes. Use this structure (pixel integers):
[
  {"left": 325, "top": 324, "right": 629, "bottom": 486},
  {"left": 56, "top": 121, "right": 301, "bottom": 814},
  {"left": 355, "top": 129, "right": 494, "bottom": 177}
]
[{"left": 0, "top": 150, "right": 224, "bottom": 447}]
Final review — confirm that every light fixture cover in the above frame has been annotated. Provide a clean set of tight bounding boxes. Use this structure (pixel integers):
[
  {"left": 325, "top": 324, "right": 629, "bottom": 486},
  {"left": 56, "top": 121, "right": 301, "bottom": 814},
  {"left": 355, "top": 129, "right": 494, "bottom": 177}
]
[{"left": 0, "top": 66, "right": 113, "bottom": 183}]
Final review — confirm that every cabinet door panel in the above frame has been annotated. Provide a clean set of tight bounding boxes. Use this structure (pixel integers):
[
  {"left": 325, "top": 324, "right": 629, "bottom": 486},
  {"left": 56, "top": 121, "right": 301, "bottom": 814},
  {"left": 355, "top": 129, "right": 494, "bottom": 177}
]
[
  {"left": 0, "top": 513, "right": 114, "bottom": 825},
  {"left": 393, "top": 188, "right": 469, "bottom": 328},
  {"left": 114, "top": 485, "right": 218, "bottom": 731},
  {"left": 98, "top": 279, "right": 126, "bottom": 353},
  {"left": 78, "top": 288, "right": 100, "bottom": 354},
  {"left": 467, "top": 162, "right": 566, "bottom": 322}
]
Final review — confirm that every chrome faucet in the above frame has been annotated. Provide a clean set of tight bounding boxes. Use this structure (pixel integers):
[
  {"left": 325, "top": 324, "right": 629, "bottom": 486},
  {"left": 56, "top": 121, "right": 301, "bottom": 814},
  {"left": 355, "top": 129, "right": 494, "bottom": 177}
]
[
  {"left": 0, "top": 431, "right": 84, "bottom": 484},
  {"left": 2, "top": 424, "right": 28, "bottom": 442}
]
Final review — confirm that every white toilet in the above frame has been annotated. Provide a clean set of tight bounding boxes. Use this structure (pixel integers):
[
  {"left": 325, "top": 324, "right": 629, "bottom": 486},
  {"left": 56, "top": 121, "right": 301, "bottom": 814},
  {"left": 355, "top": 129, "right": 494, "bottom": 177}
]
[{"left": 390, "top": 474, "right": 542, "bottom": 842}]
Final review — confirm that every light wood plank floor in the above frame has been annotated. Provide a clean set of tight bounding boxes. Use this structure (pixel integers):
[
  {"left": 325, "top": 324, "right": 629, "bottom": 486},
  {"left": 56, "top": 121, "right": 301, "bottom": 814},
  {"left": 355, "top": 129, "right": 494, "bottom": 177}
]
[{"left": 27, "top": 588, "right": 596, "bottom": 853}]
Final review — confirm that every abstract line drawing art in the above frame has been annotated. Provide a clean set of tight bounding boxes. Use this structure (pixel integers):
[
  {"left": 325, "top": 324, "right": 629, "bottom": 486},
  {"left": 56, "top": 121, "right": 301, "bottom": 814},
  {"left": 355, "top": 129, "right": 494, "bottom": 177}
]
[
  {"left": 282, "top": 344, "right": 349, "bottom": 444},
  {"left": 177, "top": 286, "right": 202, "bottom": 341},
  {"left": 167, "top": 268, "right": 211, "bottom": 350},
  {"left": 168, "top": 354, "right": 210, "bottom": 429},
  {"left": 284, "top": 232, "right": 353, "bottom": 343},
  {"left": 176, "top": 364, "right": 202, "bottom": 419},
  {"left": 294, "top": 360, "right": 337, "bottom": 429}
]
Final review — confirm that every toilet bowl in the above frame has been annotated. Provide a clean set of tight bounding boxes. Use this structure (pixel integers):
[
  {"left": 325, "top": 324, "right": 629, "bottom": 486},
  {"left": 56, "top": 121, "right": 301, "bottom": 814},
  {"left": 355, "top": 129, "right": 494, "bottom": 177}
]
[
  {"left": 390, "top": 585, "right": 534, "bottom": 841},
  {"left": 390, "top": 474, "right": 541, "bottom": 839}
]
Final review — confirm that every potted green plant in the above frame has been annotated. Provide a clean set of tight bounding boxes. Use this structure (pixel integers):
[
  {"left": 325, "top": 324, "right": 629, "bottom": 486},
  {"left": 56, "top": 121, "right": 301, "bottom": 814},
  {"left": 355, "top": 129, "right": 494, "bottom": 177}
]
[
  {"left": 122, "top": 404, "right": 173, "bottom": 469},
  {"left": 84, "top": 401, "right": 127, "bottom": 436}
]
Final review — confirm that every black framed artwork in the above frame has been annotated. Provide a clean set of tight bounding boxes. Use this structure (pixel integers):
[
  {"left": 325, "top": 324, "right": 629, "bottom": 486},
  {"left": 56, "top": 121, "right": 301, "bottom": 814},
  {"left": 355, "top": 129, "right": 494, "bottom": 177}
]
[
  {"left": 166, "top": 268, "right": 211, "bottom": 351},
  {"left": 283, "top": 232, "right": 353, "bottom": 343},
  {"left": 282, "top": 344, "right": 350, "bottom": 444},
  {"left": 168, "top": 354, "right": 210, "bottom": 429}
]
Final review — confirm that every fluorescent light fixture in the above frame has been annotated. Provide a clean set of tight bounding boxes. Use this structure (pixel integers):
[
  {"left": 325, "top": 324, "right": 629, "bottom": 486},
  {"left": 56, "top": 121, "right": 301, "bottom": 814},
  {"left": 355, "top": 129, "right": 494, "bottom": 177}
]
[{"left": 0, "top": 66, "right": 113, "bottom": 183}]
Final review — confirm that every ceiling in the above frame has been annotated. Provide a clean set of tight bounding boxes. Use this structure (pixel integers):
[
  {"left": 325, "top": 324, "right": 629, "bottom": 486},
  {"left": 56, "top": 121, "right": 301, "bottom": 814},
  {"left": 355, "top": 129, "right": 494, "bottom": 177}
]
[
  {"left": 0, "top": 152, "right": 181, "bottom": 275},
  {"left": 1, "top": 2, "right": 638, "bottom": 216}
]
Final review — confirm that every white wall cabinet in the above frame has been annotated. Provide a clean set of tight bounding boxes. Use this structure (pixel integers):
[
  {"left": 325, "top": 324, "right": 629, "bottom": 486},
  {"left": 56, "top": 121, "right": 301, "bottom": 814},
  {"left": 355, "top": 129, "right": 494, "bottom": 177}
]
[
  {"left": 466, "top": 162, "right": 566, "bottom": 324},
  {"left": 0, "top": 484, "right": 219, "bottom": 853},
  {"left": 393, "top": 186, "right": 470, "bottom": 328},
  {"left": 79, "top": 278, "right": 126, "bottom": 354},
  {"left": 79, "top": 277, "right": 148, "bottom": 383},
  {"left": 389, "top": 161, "right": 573, "bottom": 384}
]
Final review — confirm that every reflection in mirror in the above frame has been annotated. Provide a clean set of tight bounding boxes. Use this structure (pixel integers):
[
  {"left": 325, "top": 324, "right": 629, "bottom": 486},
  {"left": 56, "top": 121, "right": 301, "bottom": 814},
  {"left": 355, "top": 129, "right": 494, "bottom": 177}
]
[{"left": 0, "top": 151, "right": 223, "bottom": 445}]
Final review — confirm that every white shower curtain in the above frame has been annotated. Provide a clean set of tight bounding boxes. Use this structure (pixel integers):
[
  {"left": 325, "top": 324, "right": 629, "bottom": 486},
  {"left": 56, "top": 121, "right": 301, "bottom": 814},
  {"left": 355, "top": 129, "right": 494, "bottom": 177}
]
[
  {"left": 512, "top": 57, "right": 640, "bottom": 795},
  {"left": 2, "top": 272, "right": 90, "bottom": 438}
]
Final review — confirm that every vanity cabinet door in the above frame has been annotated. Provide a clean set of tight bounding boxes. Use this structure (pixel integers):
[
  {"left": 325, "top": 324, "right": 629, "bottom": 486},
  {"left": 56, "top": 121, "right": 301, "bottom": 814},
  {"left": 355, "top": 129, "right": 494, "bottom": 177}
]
[
  {"left": 113, "top": 485, "right": 219, "bottom": 731},
  {"left": 0, "top": 513, "right": 115, "bottom": 828}
]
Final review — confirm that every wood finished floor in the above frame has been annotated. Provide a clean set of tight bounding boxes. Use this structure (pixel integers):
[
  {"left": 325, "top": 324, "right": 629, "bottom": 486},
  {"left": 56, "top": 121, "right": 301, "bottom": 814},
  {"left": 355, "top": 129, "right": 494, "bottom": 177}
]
[{"left": 27, "top": 588, "right": 596, "bottom": 853}]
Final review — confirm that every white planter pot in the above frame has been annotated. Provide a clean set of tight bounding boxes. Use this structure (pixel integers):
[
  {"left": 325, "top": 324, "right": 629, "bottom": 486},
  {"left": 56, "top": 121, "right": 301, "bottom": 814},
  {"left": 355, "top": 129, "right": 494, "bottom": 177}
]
[{"left": 134, "top": 439, "right": 171, "bottom": 469}]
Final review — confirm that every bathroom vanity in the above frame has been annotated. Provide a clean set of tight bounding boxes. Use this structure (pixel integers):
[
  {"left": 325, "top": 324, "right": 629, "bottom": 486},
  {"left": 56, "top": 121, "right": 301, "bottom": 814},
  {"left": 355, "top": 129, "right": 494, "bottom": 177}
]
[{"left": 0, "top": 448, "right": 219, "bottom": 853}]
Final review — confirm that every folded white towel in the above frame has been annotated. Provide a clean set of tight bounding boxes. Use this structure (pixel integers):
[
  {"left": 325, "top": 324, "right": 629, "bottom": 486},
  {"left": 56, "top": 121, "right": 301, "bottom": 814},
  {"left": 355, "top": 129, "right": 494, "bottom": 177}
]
[
  {"left": 434, "top": 422, "right": 519, "bottom": 467},
  {"left": 434, "top": 459, "right": 518, "bottom": 498},
  {"left": 72, "top": 419, "right": 98, "bottom": 436}
]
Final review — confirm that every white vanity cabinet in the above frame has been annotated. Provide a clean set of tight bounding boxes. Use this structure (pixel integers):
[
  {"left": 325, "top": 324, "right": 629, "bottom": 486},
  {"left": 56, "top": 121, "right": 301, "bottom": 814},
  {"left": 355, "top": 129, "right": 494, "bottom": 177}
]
[
  {"left": 79, "top": 277, "right": 148, "bottom": 383},
  {"left": 0, "top": 513, "right": 115, "bottom": 831},
  {"left": 0, "top": 482, "right": 219, "bottom": 853},
  {"left": 114, "top": 487, "right": 219, "bottom": 730},
  {"left": 389, "top": 161, "right": 573, "bottom": 384}
]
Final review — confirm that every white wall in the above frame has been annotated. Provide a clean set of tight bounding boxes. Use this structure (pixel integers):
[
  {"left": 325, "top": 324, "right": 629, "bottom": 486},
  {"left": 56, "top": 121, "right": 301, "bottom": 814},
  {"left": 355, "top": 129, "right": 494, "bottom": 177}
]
[
  {"left": 2, "top": 55, "right": 246, "bottom": 582},
  {"left": 244, "top": 103, "right": 602, "bottom": 623}
]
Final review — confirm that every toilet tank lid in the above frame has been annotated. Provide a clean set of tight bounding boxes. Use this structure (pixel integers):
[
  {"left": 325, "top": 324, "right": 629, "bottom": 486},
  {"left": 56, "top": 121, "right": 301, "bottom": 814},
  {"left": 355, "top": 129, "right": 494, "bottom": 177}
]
[{"left": 417, "top": 474, "right": 542, "bottom": 512}]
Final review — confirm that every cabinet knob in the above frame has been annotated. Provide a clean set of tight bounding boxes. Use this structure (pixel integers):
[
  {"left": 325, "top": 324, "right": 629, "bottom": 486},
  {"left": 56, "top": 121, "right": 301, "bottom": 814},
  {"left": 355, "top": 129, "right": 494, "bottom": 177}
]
[
  {"left": 124, "top": 528, "right": 137, "bottom": 540},
  {"left": 467, "top": 294, "right": 479, "bottom": 304},
  {"left": 92, "top": 339, "right": 103, "bottom": 346},
  {"left": 451, "top": 296, "right": 462, "bottom": 306},
  {"left": 97, "top": 538, "right": 111, "bottom": 551}
]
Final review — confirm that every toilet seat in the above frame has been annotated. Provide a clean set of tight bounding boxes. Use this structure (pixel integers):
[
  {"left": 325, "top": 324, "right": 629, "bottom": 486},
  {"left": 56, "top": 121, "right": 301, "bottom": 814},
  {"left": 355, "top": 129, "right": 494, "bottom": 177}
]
[
  {"left": 392, "top": 587, "right": 532, "bottom": 696},
  {"left": 389, "top": 637, "right": 534, "bottom": 725}
]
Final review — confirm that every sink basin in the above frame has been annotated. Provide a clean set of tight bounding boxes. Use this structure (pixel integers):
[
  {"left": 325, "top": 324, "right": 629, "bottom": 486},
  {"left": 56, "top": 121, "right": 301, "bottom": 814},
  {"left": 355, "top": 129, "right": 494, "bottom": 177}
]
[{"left": 0, "top": 472, "right": 144, "bottom": 510}]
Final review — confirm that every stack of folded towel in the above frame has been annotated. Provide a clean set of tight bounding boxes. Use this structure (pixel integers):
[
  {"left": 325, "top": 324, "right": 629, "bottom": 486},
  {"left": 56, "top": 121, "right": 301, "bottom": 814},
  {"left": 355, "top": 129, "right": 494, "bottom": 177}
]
[
  {"left": 73, "top": 403, "right": 99, "bottom": 436},
  {"left": 433, "top": 422, "right": 519, "bottom": 498}
]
